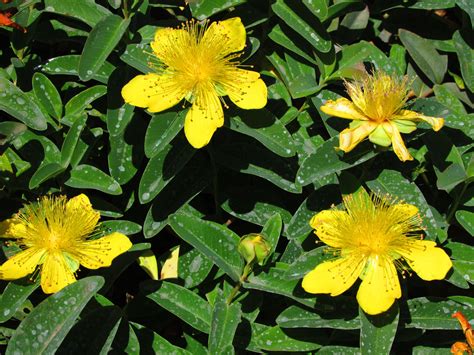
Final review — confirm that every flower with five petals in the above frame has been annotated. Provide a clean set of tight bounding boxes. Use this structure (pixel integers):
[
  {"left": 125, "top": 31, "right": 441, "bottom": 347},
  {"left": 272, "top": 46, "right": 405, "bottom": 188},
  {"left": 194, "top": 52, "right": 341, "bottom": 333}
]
[
  {"left": 320, "top": 72, "right": 444, "bottom": 161},
  {"left": 122, "top": 17, "right": 267, "bottom": 148},
  {"left": 302, "top": 190, "right": 452, "bottom": 315}
]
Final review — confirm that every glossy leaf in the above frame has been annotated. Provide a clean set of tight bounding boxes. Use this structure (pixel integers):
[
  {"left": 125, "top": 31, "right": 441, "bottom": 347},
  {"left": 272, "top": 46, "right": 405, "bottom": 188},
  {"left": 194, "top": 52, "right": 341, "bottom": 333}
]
[{"left": 65, "top": 164, "right": 122, "bottom": 195}]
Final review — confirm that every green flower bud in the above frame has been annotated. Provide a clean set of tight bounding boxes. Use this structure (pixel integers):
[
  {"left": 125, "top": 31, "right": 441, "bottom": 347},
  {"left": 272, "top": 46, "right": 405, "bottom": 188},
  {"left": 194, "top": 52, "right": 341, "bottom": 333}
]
[{"left": 238, "top": 233, "right": 271, "bottom": 266}]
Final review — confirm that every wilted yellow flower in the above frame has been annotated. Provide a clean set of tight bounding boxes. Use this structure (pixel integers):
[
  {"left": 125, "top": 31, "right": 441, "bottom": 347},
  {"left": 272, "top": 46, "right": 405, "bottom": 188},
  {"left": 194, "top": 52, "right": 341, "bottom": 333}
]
[
  {"left": 0, "top": 194, "right": 132, "bottom": 294},
  {"left": 321, "top": 72, "right": 444, "bottom": 161},
  {"left": 302, "top": 190, "right": 452, "bottom": 315},
  {"left": 122, "top": 17, "right": 267, "bottom": 149}
]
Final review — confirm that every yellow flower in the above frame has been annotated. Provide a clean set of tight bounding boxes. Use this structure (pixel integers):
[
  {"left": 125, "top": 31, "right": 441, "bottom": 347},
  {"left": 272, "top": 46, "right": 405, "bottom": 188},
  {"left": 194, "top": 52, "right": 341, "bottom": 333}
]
[
  {"left": 302, "top": 190, "right": 452, "bottom": 315},
  {"left": 320, "top": 72, "right": 444, "bottom": 161},
  {"left": 0, "top": 194, "right": 132, "bottom": 294},
  {"left": 121, "top": 17, "right": 267, "bottom": 149}
]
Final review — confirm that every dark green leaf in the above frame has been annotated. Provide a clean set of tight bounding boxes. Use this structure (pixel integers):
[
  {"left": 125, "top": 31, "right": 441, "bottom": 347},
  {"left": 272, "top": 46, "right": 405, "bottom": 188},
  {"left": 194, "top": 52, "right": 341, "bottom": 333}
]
[
  {"left": 208, "top": 297, "right": 241, "bottom": 354},
  {"left": 0, "top": 78, "right": 47, "bottom": 131},
  {"left": 169, "top": 212, "right": 243, "bottom": 281},
  {"left": 44, "top": 0, "right": 111, "bottom": 27},
  {"left": 32, "top": 72, "right": 62, "bottom": 119},
  {"left": 359, "top": 304, "right": 399, "bottom": 355},
  {"left": 144, "top": 111, "right": 186, "bottom": 158},
  {"left": 6, "top": 277, "right": 104, "bottom": 355},
  {"left": 79, "top": 15, "right": 130, "bottom": 81},
  {"left": 65, "top": 164, "right": 122, "bottom": 195}
]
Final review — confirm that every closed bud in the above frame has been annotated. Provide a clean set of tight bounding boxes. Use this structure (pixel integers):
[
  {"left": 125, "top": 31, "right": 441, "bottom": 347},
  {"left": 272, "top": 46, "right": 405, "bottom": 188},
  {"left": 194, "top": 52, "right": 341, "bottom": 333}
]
[{"left": 238, "top": 233, "right": 271, "bottom": 266}]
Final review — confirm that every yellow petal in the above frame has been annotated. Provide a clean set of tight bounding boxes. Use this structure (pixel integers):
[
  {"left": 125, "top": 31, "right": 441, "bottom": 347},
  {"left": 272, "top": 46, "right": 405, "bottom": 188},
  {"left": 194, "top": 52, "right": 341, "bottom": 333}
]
[
  {"left": 0, "top": 248, "right": 45, "bottom": 280},
  {"left": 339, "top": 121, "right": 378, "bottom": 152},
  {"left": 161, "top": 246, "right": 179, "bottom": 280},
  {"left": 302, "top": 254, "right": 366, "bottom": 296},
  {"left": 184, "top": 92, "right": 224, "bottom": 149},
  {"left": 74, "top": 232, "right": 132, "bottom": 269},
  {"left": 202, "top": 17, "right": 246, "bottom": 56},
  {"left": 151, "top": 27, "right": 192, "bottom": 63},
  {"left": 138, "top": 250, "right": 159, "bottom": 280},
  {"left": 394, "top": 109, "right": 444, "bottom": 132},
  {"left": 382, "top": 122, "right": 413, "bottom": 162},
  {"left": 40, "top": 252, "right": 77, "bottom": 294},
  {"left": 368, "top": 125, "right": 392, "bottom": 147},
  {"left": 310, "top": 210, "right": 348, "bottom": 248},
  {"left": 121, "top": 74, "right": 186, "bottom": 113},
  {"left": 356, "top": 256, "right": 401, "bottom": 315},
  {"left": 0, "top": 218, "right": 24, "bottom": 238},
  {"left": 66, "top": 194, "right": 100, "bottom": 227},
  {"left": 391, "top": 203, "right": 419, "bottom": 219},
  {"left": 225, "top": 70, "right": 267, "bottom": 109},
  {"left": 320, "top": 98, "right": 368, "bottom": 120},
  {"left": 401, "top": 240, "right": 452, "bottom": 281}
]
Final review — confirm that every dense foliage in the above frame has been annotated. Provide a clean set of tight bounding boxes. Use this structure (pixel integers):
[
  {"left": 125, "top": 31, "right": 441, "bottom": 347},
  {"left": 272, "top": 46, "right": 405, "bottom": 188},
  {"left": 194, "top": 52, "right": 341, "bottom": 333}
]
[{"left": 0, "top": 0, "right": 473, "bottom": 353}]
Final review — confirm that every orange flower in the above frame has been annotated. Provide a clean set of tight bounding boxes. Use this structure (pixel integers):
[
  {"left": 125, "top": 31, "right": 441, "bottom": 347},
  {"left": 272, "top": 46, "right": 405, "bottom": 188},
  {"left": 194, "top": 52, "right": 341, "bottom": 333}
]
[
  {"left": 451, "top": 311, "right": 474, "bottom": 355},
  {"left": 0, "top": 10, "right": 26, "bottom": 32}
]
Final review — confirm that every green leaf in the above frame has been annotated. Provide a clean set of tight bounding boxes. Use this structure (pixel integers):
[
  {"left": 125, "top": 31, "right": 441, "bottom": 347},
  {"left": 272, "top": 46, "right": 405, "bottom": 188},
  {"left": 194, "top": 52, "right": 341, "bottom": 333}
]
[
  {"left": 65, "top": 164, "right": 122, "bottom": 195},
  {"left": 32, "top": 72, "right": 62, "bottom": 119},
  {"left": 6, "top": 276, "right": 104, "bottom": 355},
  {"left": 456, "top": 0, "right": 474, "bottom": 26},
  {"left": 212, "top": 141, "right": 301, "bottom": 193},
  {"left": 132, "top": 323, "right": 189, "bottom": 354},
  {"left": 228, "top": 110, "right": 295, "bottom": 158},
  {"left": 398, "top": 29, "right": 447, "bottom": 84},
  {"left": 107, "top": 103, "right": 134, "bottom": 137},
  {"left": 255, "top": 326, "right": 325, "bottom": 352},
  {"left": 452, "top": 31, "right": 474, "bottom": 92},
  {"left": 261, "top": 213, "right": 282, "bottom": 257},
  {"left": 0, "top": 280, "right": 39, "bottom": 323},
  {"left": 143, "top": 281, "right": 212, "bottom": 333},
  {"left": 64, "top": 85, "right": 107, "bottom": 119},
  {"left": 302, "top": 0, "right": 328, "bottom": 20},
  {"left": 0, "top": 78, "right": 48, "bottom": 131},
  {"left": 79, "top": 14, "right": 130, "bottom": 81},
  {"left": 100, "top": 220, "right": 142, "bottom": 235},
  {"left": 189, "top": 0, "right": 245, "bottom": 20},
  {"left": 139, "top": 140, "right": 195, "bottom": 204},
  {"left": 144, "top": 111, "right": 186, "bottom": 158},
  {"left": 29, "top": 162, "right": 65, "bottom": 189},
  {"left": 272, "top": 0, "right": 331, "bottom": 53},
  {"left": 359, "top": 304, "right": 399, "bottom": 355},
  {"left": 108, "top": 132, "right": 140, "bottom": 185},
  {"left": 277, "top": 302, "right": 360, "bottom": 330},
  {"left": 283, "top": 247, "right": 328, "bottom": 280},
  {"left": 445, "top": 242, "right": 474, "bottom": 284},
  {"left": 42, "top": 55, "right": 114, "bottom": 84},
  {"left": 208, "top": 297, "right": 242, "bottom": 354},
  {"left": 179, "top": 247, "right": 214, "bottom": 288},
  {"left": 456, "top": 210, "right": 474, "bottom": 236},
  {"left": 143, "top": 154, "right": 211, "bottom": 238},
  {"left": 169, "top": 212, "right": 243, "bottom": 281},
  {"left": 297, "top": 137, "right": 376, "bottom": 186},
  {"left": 61, "top": 113, "right": 88, "bottom": 167},
  {"left": 57, "top": 303, "right": 122, "bottom": 354},
  {"left": 44, "top": 0, "right": 111, "bottom": 27},
  {"left": 402, "top": 297, "right": 473, "bottom": 329},
  {"left": 120, "top": 43, "right": 154, "bottom": 74}
]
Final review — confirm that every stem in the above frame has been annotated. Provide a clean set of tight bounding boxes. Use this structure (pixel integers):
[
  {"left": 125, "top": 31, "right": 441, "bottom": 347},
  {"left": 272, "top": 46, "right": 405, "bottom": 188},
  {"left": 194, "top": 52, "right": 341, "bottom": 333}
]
[
  {"left": 226, "top": 263, "right": 253, "bottom": 305},
  {"left": 446, "top": 182, "right": 469, "bottom": 223}
]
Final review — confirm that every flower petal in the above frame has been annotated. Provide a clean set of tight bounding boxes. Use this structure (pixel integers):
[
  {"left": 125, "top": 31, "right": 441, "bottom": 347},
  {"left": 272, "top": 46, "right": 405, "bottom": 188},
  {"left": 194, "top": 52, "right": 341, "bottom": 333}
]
[
  {"left": 401, "top": 240, "right": 452, "bottom": 281},
  {"left": 0, "top": 218, "right": 25, "bottom": 238},
  {"left": 0, "top": 248, "right": 45, "bottom": 280},
  {"left": 151, "top": 27, "right": 192, "bottom": 63},
  {"left": 394, "top": 109, "right": 444, "bottom": 131},
  {"left": 74, "top": 232, "right": 132, "bottom": 269},
  {"left": 357, "top": 256, "right": 401, "bottom": 315},
  {"left": 320, "top": 98, "right": 368, "bottom": 120},
  {"left": 368, "top": 125, "right": 392, "bottom": 147},
  {"left": 302, "top": 254, "right": 366, "bottom": 296},
  {"left": 382, "top": 122, "right": 413, "bottom": 162},
  {"left": 121, "top": 74, "right": 186, "bottom": 113},
  {"left": 184, "top": 90, "right": 224, "bottom": 148},
  {"left": 339, "top": 121, "right": 378, "bottom": 152},
  {"left": 66, "top": 194, "right": 100, "bottom": 227},
  {"left": 310, "top": 210, "right": 348, "bottom": 248},
  {"left": 390, "top": 203, "right": 419, "bottom": 219},
  {"left": 41, "top": 252, "right": 77, "bottom": 294},
  {"left": 202, "top": 17, "right": 246, "bottom": 57},
  {"left": 225, "top": 70, "right": 267, "bottom": 109}
]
